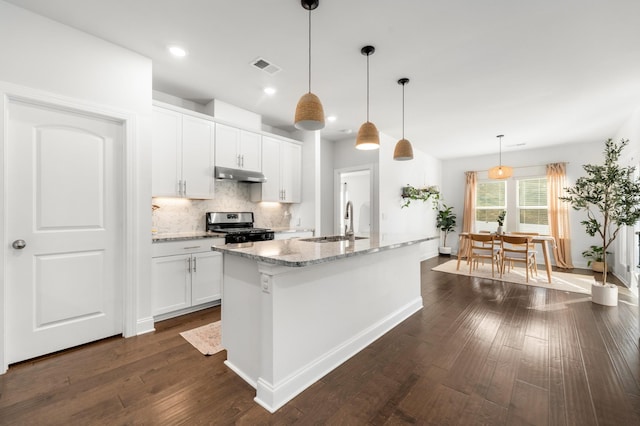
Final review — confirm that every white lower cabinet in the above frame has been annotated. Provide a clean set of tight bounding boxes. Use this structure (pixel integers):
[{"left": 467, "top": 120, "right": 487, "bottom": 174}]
[{"left": 151, "top": 239, "right": 223, "bottom": 319}]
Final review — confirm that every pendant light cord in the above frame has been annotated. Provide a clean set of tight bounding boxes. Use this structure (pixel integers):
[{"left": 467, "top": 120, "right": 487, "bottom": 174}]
[
  {"left": 366, "top": 53, "right": 370, "bottom": 122},
  {"left": 307, "top": 8, "right": 311, "bottom": 93},
  {"left": 401, "top": 83, "right": 405, "bottom": 139}
]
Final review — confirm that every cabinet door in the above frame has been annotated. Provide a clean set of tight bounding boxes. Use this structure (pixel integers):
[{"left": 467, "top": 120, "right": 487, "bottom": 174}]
[
  {"left": 260, "top": 136, "right": 281, "bottom": 201},
  {"left": 152, "top": 107, "right": 181, "bottom": 196},
  {"left": 239, "top": 130, "right": 262, "bottom": 172},
  {"left": 191, "top": 251, "right": 223, "bottom": 305},
  {"left": 215, "top": 123, "right": 240, "bottom": 168},
  {"left": 151, "top": 254, "right": 191, "bottom": 316},
  {"left": 182, "top": 115, "right": 214, "bottom": 199},
  {"left": 281, "top": 142, "right": 302, "bottom": 203}
]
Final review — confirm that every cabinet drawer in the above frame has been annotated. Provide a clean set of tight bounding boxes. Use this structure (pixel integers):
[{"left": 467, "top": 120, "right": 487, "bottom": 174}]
[{"left": 152, "top": 238, "right": 225, "bottom": 257}]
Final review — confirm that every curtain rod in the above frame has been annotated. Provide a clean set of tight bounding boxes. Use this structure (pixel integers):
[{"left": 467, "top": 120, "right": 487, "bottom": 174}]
[{"left": 471, "top": 162, "right": 570, "bottom": 173}]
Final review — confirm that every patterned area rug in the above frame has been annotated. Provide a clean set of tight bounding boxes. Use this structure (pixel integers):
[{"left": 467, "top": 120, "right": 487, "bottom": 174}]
[
  {"left": 179, "top": 321, "right": 223, "bottom": 356},
  {"left": 432, "top": 260, "right": 594, "bottom": 295}
]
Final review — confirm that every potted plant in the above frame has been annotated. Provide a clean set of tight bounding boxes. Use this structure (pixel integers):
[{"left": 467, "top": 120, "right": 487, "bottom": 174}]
[
  {"left": 436, "top": 204, "right": 457, "bottom": 255},
  {"left": 581, "top": 245, "right": 610, "bottom": 272},
  {"left": 401, "top": 185, "right": 439, "bottom": 208},
  {"left": 496, "top": 210, "right": 506, "bottom": 234},
  {"left": 561, "top": 138, "right": 640, "bottom": 306}
]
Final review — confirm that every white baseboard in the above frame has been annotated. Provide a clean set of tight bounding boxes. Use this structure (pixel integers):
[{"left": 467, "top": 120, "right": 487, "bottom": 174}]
[
  {"left": 136, "top": 317, "right": 155, "bottom": 335},
  {"left": 254, "top": 297, "right": 423, "bottom": 413}
]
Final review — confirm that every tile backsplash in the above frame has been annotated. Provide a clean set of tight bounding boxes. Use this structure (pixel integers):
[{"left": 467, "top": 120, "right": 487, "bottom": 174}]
[{"left": 152, "top": 180, "right": 292, "bottom": 234}]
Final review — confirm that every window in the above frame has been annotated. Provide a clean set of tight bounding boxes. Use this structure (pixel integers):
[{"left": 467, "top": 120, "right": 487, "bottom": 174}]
[
  {"left": 475, "top": 181, "right": 506, "bottom": 230},
  {"left": 474, "top": 176, "right": 550, "bottom": 234},
  {"left": 517, "top": 178, "right": 549, "bottom": 234}
]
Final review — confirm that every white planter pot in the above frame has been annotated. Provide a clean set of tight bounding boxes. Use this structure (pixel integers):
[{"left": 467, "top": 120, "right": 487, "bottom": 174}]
[
  {"left": 591, "top": 283, "right": 618, "bottom": 306},
  {"left": 439, "top": 246, "right": 452, "bottom": 255}
]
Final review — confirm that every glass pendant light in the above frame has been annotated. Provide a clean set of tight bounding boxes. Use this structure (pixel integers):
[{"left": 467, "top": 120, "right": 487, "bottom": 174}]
[
  {"left": 488, "top": 134, "right": 513, "bottom": 179},
  {"left": 294, "top": 0, "right": 325, "bottom": 131},
  {"left": 355, "top": 45, "right": 380, "bottom": 150},
  {"left": 393, "top": 78, "right": 414, "bottom": 161}
]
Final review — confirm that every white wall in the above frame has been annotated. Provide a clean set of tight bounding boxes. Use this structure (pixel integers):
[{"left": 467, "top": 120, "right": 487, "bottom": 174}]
[
  {"left": 441, "top": 140, "right": 618, "bottom": 269},
  {"left": 320, "top": 137, "right": 335, "bottom": 236},
  {"left": 612, "top": 107, "right": 640, "bottom": 291},
  {"left": 0, "top": 1, "right": 153, "bottom": 336},
  {"left": 288, "top": 130, "right": 319, "bottom": 232},
  {"left": 378, "top": 133, "right": 441, "bottom": 258}
]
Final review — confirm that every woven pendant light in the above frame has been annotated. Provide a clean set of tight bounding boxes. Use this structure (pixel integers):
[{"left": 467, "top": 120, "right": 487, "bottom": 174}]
[
  {"left": 488, "top": 134, "right": 513, "bottom": 179},
  {"left": 355, "top": 45, "right": 380, "bottom": 150},
  {"left": 294, "top": 0, "right": 325, "bottom": 131},
  {"left": 393, "top": 78, "right": 414, "bottom": 161}
]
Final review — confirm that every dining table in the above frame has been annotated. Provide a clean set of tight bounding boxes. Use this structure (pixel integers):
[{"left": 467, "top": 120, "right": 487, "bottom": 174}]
[{"left": 456, "top": 232, "right": 556, "bottom": 283}]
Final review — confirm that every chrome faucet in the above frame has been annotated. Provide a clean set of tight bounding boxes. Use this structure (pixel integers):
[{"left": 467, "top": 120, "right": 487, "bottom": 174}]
[{"left": 344, "top": 201, "right": 355, "bottom": 241}]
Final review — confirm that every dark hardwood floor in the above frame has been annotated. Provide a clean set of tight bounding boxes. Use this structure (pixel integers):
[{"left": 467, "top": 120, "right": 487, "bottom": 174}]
[{"left": 1, "top": 256, "right": 639, "bottom": 425}]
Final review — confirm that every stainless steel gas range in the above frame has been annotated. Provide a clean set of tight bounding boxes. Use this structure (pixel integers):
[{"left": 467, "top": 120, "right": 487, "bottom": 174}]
[{"left": 206, "top": 212, "right": 275, "bottom": 244}]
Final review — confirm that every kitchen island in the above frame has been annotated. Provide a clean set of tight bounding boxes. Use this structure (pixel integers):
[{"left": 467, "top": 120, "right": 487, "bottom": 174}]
[{"left": 212, "top": 233, "right": 436, "bottom": 412}]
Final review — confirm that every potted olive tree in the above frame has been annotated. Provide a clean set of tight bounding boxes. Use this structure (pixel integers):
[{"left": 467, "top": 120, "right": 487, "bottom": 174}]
[
  {"left": 561, "top": 138, "right": 640, "bottom": 306},
  {"left": 436, "top": 204, "right": 457, "bottom": 255}
]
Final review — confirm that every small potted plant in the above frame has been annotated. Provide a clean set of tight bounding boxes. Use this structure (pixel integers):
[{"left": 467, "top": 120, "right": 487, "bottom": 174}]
[
  {"left": 436, "top": 204, "right": 457, "bottom": 255},
  {"left": 496, "top": 210, "right": 506, "bottom": 234},
  {"left": 581, "top": 245, "right": 609, "bottom": 272}
]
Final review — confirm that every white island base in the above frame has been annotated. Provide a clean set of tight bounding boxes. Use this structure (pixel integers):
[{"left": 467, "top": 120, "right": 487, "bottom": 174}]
[{"left": 221, "top": 243, "right": 423, "bottom": 413}]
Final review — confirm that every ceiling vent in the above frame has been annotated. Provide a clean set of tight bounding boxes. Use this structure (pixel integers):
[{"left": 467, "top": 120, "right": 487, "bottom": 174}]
[{"left": 251, "top": 57, "right": 281, "bottom": 75}]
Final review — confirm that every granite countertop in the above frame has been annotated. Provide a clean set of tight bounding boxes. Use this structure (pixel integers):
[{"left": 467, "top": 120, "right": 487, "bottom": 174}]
[
  {"left": 211, "top": 234, "right": 438, "bottom": 267},
  {"left": 152, "top": 231, "right": 225, "bottom": 243}
]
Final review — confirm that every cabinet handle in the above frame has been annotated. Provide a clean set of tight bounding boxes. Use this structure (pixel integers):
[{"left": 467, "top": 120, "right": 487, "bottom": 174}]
[
  {"left": 283, "top": 189, "right": 286, "bottom": 200},
  {"left": 193, "top": 257, "right": 197, "bottom": 272},
  {"left": 187, "top": 257, "right": 191, "bottom": 273},
  {"left": 241, "top": 155, "right": 244, "bottom": 167},
  {"left": 237, "top": 155, "right": 241, "bottom": 167}
]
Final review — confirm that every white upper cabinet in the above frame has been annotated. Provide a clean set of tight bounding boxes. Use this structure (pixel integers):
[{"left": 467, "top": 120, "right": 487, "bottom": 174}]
[
  {"left": 251, "top": 136, "right": 302, "bottom": 203},
  {"left": 152, "top": 107, "right": 181, "bottom": 197},
  {"left": 280, "top": 141, "right": 302, "bottom": 203},
  {"left": 215, "top": 123, "right": 261, "bottom": 173},
  {"left": 152, "top": 106, "right": 215, "bottom": 199}
]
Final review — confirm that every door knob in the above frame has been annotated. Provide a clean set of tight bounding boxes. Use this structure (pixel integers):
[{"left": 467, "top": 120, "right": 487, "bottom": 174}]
[{"left": 12, "top": 239, "right": 26, "bottom": 249}]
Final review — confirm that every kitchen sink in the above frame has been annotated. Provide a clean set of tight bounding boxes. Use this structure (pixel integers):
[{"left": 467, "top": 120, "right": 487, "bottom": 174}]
[{"left": 299, "top": 235, "right": 368, "bottom": 243}]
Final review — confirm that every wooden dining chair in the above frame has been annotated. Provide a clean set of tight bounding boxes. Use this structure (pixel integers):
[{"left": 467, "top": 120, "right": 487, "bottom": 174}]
[
  {"left": 509, "top": 232, "right": 538, "bottom": 265},
  {"left": 468, "top": 233, "right": 501, "bottom": 277},
  {"left": 500, "top": 235, "right": 537, "bottom": 282}
]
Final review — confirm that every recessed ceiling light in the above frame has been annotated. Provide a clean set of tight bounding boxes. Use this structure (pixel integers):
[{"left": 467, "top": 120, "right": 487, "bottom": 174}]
[
  {"left": 264, "top": 87, "right": 276, "bottom": 95},
  {"left": 168, "top": 45, "right": 187, "bottom": 57},
  {"left": 327, "top": 115, "right": 337, "bottom": 122}
]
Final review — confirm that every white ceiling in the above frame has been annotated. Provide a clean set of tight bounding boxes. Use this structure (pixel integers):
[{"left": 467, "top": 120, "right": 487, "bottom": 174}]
[{"left": 7, "top": 0, "right": 640, "bottom": 159}]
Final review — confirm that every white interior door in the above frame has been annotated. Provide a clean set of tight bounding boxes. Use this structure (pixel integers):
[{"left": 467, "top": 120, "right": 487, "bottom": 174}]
[{"left": 6, "top": 98, "right": 124, "bottom": 364}]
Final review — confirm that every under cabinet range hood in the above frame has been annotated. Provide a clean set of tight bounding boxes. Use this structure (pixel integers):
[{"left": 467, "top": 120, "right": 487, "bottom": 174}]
[{"left": 214, "top": 166, "right": 266, "bottom": 183}]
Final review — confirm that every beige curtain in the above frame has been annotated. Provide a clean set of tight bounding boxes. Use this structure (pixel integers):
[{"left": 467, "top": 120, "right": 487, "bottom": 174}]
[
  {"left": 547, "top": 163, "right": 574, "bottom": 269},
  {"left": 460, "top": 171, "right": 477, "bottom": 257}
]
